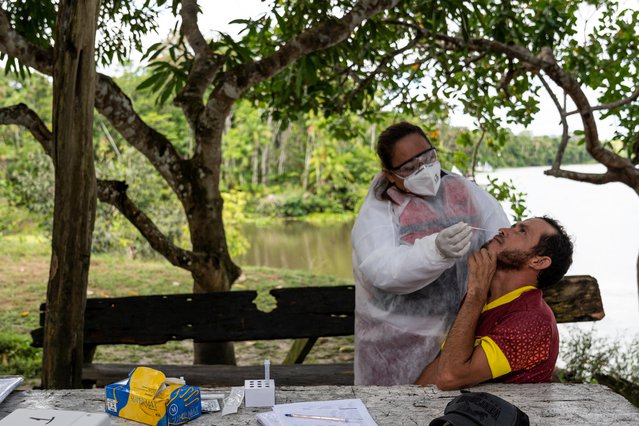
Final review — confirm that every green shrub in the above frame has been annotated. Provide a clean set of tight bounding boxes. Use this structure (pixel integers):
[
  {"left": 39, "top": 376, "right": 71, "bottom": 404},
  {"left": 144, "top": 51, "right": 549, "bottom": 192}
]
[
  {"left": 0, "top": 195, "right": 29, "bottom": 235},
  {"left": 3, "top": 149, "right": 55, "bottom": 232},
  {"left": 558, "top": 328, "right": 639, "bottom": 384},
  {"left": 0, "top": 333, "right": 42, "bottom": 379},
  {"left": 251, "top": 191, "right": 345, "bottom": 217},
  {"left": 485, "top": 176, "right": 528, "bottom": 222}
]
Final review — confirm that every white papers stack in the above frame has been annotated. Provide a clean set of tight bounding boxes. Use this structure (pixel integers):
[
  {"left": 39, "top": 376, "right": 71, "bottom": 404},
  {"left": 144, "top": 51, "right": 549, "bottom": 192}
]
[
  {"left": 0, "top": 376, "right": 23, "bottom": 406},
  {"left": 257, "top": 399, "right": 378, "bottom": 426},
  {"left": 0, "top": 409, "right": 111, "bottom": 425}
]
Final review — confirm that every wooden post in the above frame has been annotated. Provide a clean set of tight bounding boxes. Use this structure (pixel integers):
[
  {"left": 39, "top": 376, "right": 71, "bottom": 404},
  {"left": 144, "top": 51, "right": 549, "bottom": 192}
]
[
  {"left": 42, "top": 0, "right": 99, "bottom": 389},
  {"left": 542, "top": 275, "right": 605, "bottom": 322}
]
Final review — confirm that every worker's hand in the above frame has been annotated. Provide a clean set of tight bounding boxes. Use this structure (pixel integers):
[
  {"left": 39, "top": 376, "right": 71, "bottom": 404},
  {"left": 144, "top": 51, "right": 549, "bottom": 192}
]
[
  {"left": 435, "top": 222, "right": 472, "bottom": 258},
  {"left": 467, "top": 248, "right": 496, "bottom": 297}
]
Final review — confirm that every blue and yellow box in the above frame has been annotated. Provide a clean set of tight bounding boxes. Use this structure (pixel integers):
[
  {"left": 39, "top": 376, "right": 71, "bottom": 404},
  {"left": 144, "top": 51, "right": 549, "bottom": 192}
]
[{"left": 105, "top": 367, "right": 202, "bottom": 425}]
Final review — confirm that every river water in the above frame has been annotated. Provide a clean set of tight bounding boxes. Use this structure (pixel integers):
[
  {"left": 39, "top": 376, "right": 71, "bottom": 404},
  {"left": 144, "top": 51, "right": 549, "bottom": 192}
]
[{"left": 238, "top": 164, "right": 639, "bottom": 344}]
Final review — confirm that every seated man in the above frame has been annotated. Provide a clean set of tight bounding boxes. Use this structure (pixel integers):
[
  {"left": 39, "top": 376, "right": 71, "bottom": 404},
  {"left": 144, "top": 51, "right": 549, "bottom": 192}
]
[{"left": 416, "top": 216, "right": 573, "bottom": 389}]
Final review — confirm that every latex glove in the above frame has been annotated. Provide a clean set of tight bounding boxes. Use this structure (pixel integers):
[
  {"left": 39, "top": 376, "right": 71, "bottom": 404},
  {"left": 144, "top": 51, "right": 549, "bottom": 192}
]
[{"left": 435, "top": 221, "right": 472, "bottom": 258}]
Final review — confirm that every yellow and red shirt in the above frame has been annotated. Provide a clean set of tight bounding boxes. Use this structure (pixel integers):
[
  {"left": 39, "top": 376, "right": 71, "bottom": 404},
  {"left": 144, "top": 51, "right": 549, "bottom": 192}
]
[{"left": 475, "top": 286, "right": 559, "bottom": 383}]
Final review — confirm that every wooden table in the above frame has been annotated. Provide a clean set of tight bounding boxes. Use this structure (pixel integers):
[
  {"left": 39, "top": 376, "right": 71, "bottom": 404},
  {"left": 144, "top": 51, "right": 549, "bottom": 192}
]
[{"left": 1, "top": 384, "right": 638, "bottom": 425}]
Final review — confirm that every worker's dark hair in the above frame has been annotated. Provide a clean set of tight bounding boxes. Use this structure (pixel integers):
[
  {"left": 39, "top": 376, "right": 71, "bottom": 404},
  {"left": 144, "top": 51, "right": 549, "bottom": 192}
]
[
  {"left": 534, "top": 216, "right": 574, "bottom": 289},
  {"left": 376, "top": 121, "right": 430, "bottom": 170}
]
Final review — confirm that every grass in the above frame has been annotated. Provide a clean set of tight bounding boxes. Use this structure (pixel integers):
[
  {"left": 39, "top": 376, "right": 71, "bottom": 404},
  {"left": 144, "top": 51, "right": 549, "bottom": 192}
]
[{"left": 0, "top": 235, "right": 355, "bottom": 387}]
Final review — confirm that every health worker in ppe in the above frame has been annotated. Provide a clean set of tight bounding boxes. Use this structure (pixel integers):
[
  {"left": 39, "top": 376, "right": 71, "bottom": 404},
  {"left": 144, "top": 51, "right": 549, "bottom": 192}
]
[{"left": 352, "top": 122, "right": 510, "bottom": 385}]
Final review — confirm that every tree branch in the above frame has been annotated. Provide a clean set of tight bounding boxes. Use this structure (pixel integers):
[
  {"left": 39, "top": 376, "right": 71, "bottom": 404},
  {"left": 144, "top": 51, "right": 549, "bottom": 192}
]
[
  {"left": 429, "top": 32, "right": 633, "bottom": 171},
  {"left": 206, "top": 0, "right": 400, "bottom": 110},
  {"left": 498, "top": 59, "right": 515, "bottom": 96},
  {"left": 97, "top": 180, "right": 202, "bottom": 270},
  {"left": 470, "top": 127, "right": 486, "bottom": 181},
  {"left": 94, "top": 74, "right": 189, "bottom": 199},
  {"left": 0, "top": 8, "right": 53, "bottom": 75},
  {"left": 0, "top": 104, "right": 53, "bottom": 156},
  {"left": 537, "top": 73, "right": 570, "bottom": 171},
  {"left": 425, "top": 31, "right": 639, "bottom": 193},
  {"left": 380, "top": 68, "right": 420, "bottom": 109},
  {"left": 175, "top": 0, "right": 225, "bottom": 128},
  {"left": 179, "top": 0, "right": 208, "bottom": 54},
  {"left": 544, "top": 168, "right": 622, "bottom": 185},
  {"left": 329, "top": 35, "right": 423, "bottom": 113},
  {"left": 566, "top": 85, "right": 639, "bottom": 116}
]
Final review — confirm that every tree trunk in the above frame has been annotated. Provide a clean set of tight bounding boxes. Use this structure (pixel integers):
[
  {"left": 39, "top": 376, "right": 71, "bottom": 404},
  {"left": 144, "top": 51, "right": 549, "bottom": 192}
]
[
  {"left": 261, "top": 142, "right": 269, "bottom": 186},
  {"left": 277, "top": 125, "right": 290, "bottom": 175},
  {"left": 302, "top": 132, "right": 312, "bottom": 192},
  {"left": 42, "top": 0, "right": 99, "bottom": 389},
  {"left": 251, "top": 136, "right": 259, "bottom": 186},
  {"left": 315, "top": 149, "right": 321, "bottom": 193},
  {"left": 183, "top": 111, "right": 240, "bottom": 365},
  {"left": 370, "top": 123, "right": 376, "bottom": 150},
  {"left": 188, "top": 177, "right": 241, "bottom": 364}
]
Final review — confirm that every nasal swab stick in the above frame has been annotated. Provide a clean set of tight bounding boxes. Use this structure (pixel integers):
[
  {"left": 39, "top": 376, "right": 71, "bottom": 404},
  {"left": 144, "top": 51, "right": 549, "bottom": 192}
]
[
  {"left": 469, "top": 226, "right": 489, "bottom": 231},
  {"left": 264, "top": 359, "right": 270, "bottom": 381}
]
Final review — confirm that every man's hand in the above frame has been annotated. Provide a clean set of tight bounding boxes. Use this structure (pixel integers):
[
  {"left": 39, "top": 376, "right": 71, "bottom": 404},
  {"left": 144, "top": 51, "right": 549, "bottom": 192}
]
[{"left": 467, "top": 248, "right": 496, "bottom": 299}]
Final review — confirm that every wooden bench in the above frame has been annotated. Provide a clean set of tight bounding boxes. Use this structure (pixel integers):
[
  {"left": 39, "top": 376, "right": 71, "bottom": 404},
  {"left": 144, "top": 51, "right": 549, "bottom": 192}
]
[{"left": 31, "top": 275, "right": 604, "bottom": 387}]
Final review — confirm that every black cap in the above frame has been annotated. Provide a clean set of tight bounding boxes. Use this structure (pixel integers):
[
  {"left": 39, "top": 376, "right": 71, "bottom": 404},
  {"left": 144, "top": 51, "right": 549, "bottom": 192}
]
[{"left": 429, "top": 391, "right": 530, "bottom": 426}]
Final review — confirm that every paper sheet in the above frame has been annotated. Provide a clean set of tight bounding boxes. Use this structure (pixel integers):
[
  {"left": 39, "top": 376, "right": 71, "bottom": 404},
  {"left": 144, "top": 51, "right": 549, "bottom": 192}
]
[
  {"left": 272, "top": 399, "right": 377, "bottom": 425},
  {"left": 256, "top": 410, "right": 282, "bottom": 426}
]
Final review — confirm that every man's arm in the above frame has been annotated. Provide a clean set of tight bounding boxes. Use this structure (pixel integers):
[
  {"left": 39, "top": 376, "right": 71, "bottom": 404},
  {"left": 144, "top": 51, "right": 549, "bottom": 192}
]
[
  {"left": 415, "top": 248, "right": 495, "bottom": 389},
  {"left": 417, "top": 354, "right": 440, "bottom": 384}
]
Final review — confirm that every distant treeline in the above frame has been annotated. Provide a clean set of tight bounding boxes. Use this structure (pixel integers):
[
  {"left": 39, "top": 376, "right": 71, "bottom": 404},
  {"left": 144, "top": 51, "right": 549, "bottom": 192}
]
[{"left": 478, "top": 133, "right": 592, "bottom": 169}]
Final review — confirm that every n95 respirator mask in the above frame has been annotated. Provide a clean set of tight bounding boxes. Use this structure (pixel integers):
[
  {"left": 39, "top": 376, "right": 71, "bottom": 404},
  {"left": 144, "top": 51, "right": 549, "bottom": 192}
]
[{"left": 403, "top": 161, "right": 441, "bottom": 196}]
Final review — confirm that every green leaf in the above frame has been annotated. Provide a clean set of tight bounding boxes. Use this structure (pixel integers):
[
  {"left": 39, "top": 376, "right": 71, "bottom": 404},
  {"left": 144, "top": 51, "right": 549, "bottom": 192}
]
[{"left": 136, "top": 72, "right": 164, "bottom": 91}]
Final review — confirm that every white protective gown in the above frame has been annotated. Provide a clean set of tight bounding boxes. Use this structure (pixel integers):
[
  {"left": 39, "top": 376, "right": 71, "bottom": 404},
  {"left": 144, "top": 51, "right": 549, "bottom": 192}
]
[{"left": 352, "top": 171, "right": 510, "bottom": 385}]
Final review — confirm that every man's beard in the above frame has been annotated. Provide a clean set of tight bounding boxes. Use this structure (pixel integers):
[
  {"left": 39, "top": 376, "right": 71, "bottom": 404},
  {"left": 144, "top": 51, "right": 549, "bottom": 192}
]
[{"left": 496, "top": 249, "right": 532, "bottom": 271}]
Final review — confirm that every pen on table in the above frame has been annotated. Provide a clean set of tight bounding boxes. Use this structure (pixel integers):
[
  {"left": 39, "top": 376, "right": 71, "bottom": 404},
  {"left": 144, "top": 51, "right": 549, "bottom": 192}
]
[{"left": 284, "top": 413, "right": 348, "bottom": 422}]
